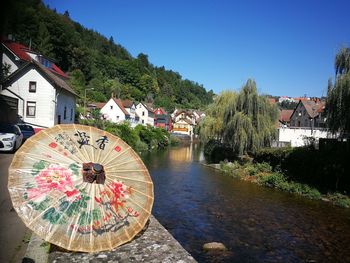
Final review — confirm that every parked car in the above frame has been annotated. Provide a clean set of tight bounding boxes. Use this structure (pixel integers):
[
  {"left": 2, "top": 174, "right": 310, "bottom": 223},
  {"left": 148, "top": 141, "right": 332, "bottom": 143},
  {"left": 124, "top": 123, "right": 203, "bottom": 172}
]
[
  {"left": 17, "top": 123, "right": 35, "bottom": 140},
  {"left": 0, "top": 123, "right": 23, "bottom": 152}
]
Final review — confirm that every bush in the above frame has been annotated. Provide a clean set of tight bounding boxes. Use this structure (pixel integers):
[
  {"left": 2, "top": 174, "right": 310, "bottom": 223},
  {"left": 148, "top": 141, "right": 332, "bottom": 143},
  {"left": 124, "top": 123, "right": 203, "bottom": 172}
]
[
  {"left": 253, "top": 147, "right": 293, "bottom": 171},
  {"left": 254, "top": 145, "right": 350, "bottom": 193},
  {"left": 328, "top": 193, "right": 350, "bottom": 208},
  {"left": 258, "top": 172, "right": 286, "bottom": 188},
  {"left": 134, "top": 140, "right": 148, "bottom": 152},
  {"left": 204, "top": 139, "right": 235, "bottom": 163},
  {"left": 169, "top": 135, "right": 180, "bottom": 146}
]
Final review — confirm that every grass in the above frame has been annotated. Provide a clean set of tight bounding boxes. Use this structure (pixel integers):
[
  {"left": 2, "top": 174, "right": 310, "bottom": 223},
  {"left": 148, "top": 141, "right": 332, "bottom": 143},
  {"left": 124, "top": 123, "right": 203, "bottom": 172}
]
[{"left": 218, "top": 161, "right": 350, "bottom": 208}]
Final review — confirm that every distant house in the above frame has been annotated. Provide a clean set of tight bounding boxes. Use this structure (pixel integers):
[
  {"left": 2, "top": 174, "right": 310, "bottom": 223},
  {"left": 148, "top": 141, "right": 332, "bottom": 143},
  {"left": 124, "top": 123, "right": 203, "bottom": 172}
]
[
  {"left": 135, "top": 102, "right": 154, "bottom": 126},
  {"left": 289, "top": 99, "right": 326, "bottom": 129},
  {"left": 154, "top": 107, "right": 172, "bottom": 131},
  {"left": 1, "top": 39, "right": 77, "bottom": 129},
  {"left": 193, "top": 110, "right": 206, "bottom": 124},
  {"left": 100, "top": 97, "right": 130, "bottom": 123},
  {"left": 279, "top": 109, "right": 293, "bottom": 127},
  {"left": 121, "top": 99, "right": 139, "bottom": 127},
  {"left": 172, "top": 118, "right": 194, "bottom": 136},
  {"left": 173, "top": 110, "right": 195, "bottom": 124}
]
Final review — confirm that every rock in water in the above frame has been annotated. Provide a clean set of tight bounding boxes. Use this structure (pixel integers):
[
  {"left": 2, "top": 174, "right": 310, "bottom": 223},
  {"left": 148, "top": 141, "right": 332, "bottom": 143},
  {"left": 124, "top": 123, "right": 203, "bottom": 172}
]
[{"left": 203, "top": 242, "right": 227, "bottom": 251}]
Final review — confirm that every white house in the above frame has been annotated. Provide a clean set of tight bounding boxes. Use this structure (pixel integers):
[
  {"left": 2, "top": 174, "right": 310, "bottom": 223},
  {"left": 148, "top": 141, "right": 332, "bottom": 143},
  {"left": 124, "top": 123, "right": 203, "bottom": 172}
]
[
  {"left": 135, "top": 102, "right": 154, "bottom": 126},
  {"left": 172, "top": 118, "right": 194, "bottom": 136},
  {"left": 1, "top": 40, "right": 77, "bottom": 129},
  {"left": 122, "top": 99, "right": 139, "bottom": 127},
  {"left": 173, "top": 110, "right": 195, "bottom": 124},
  {"left": 100, "top": 97, "right": 130, "bottom": 123}
]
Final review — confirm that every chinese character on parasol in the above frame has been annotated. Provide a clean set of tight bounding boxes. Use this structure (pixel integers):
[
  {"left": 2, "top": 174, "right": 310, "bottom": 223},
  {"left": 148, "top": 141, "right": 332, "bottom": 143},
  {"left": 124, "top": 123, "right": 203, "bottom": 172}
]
[{"left": 8, "top": 124, "right": 154, "bottom": 252}]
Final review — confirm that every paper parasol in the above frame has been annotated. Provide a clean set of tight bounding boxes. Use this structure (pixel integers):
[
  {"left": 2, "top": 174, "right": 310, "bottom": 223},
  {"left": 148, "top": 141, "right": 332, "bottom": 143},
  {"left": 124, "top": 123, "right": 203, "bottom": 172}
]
[{"left": 8, "top": 124, "right": 153, "bottom": 252}]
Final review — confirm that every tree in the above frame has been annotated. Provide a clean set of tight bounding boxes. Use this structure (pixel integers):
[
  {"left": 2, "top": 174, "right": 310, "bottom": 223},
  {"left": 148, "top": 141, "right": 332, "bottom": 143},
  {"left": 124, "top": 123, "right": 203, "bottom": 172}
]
[
  {"left": 36, "top": 23, "right": 54, "bottom": 58},
  {"left": 199, "top": 90, "right": 236, "bottom": 142},
  {"left": 326, "top": 47, "right": 350, "bottom": 137},
  {"left": 223, "top": 79, "right": 278, "bottom": 155},
  {"left": 200, "top": 80, "right": 278, "bottom": 156}
]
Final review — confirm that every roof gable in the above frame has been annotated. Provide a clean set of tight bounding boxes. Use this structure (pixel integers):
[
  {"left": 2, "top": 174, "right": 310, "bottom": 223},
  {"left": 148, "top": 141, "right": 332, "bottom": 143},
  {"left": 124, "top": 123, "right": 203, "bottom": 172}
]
[
  {"left": 2, "top": 41, "right": 31, "bottom": 61},
  {"left": 2, "top": 61, "right": 77, "bottom": 97},
  {"left": 112, "top": 98, "right": 129, "bottom": 115},
  {"left": 122, "top": 99, "right": 134, "bottom": 109}
]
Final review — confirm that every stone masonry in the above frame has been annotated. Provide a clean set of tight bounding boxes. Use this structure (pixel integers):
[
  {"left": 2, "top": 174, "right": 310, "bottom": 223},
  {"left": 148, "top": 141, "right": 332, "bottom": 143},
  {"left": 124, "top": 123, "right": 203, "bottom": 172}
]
[{"left": 48, "top": 215, "right": 197, "bottom": 263}]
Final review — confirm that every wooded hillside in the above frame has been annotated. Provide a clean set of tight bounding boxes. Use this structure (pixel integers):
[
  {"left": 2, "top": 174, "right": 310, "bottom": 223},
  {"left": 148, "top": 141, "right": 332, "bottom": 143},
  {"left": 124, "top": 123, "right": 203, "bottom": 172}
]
[{"left": 1, "top": 0, "right": 214, "bottom": 111}]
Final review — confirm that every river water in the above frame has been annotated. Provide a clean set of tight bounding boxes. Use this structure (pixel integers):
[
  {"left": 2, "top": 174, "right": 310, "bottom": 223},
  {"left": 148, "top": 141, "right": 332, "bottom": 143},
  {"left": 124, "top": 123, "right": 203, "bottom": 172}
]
[{"left": 141, "top": 144, "right": 350, "bottom": 263}]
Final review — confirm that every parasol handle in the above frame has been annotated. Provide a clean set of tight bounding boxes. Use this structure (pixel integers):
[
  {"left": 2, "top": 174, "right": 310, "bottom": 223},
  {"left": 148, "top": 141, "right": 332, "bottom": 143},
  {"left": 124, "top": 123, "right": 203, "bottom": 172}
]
[{"left": 82, "top": 162, "right": 106, "bottom": 184}]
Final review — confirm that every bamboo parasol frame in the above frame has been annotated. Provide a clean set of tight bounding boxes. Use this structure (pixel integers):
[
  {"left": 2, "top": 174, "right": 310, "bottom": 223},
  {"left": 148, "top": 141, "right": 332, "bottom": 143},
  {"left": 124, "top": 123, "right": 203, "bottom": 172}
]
[{"left": 8, "top": 124, "right": 153, "bottom": 252}]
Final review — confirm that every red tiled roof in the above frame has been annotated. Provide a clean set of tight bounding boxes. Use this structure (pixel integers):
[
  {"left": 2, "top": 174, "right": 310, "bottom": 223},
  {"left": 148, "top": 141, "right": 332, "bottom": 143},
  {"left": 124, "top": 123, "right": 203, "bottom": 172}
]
[
  {"left": 113, "top": 98, "right": 129, "bottom": 115},
  {"left": 155, "top": 107, "right": 168, "bottom": 115},
  {"left": 51, "top": 64, "right": 67, "bottom": 78},
  {"left": 90, "top": 102, "right": 106, "bottom": 109},
  {"left": 122, "top": 99, "right": 133, "bottom": 108},
  {"left": 301, "top": 100, "right": 325, "bottom": 118},
  {"left": 279, "top": 110, "right": 293, "bottom": 122},
  {"left": 293, "top": 97, "right": 309, "bottom": 101},
  {"left": 2, "top": 40, "right": 67, "bottom": 78},
  {"left": 2, "top": 40, "right": 32, "bottom": 61}
]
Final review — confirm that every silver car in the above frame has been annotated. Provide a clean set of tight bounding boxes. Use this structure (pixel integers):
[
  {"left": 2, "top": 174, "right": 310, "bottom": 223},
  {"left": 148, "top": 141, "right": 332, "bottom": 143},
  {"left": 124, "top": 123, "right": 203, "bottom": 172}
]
[{"left": 0, "top": 124, "right": 23, "bottom": 152}]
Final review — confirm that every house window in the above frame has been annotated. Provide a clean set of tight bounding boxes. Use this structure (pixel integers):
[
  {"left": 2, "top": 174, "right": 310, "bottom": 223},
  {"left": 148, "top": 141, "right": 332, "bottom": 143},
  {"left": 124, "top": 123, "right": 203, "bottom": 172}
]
[
  {"left": 117, "top": 116, "right": 119, "bottom": 120},
  {"left": 142, "top": 120, "right": 144, "bottom": 124},
  {"left": 142, "top": 111, "right": 145, "bottom": 116},
  {"left": 110, "top": 105, "right": 113, "bottom": 109},
  {"left": 26, "top": 101, "right": 36, "bottom": 117},
  {"left": 70, "top": 108, "right": 73, "bottom": 121},
  {"left": 29, "top": 81, "right": 36, "bottom": 92},
  {"left": 64, "top": 106, "right": 67, "bottom": 120}
]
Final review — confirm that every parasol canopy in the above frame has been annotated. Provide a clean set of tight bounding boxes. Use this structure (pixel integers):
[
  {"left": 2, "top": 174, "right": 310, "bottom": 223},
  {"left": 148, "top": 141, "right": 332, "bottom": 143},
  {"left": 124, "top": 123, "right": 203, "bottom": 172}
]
[{"left": 8, "top": 124, "right": 153, "bottom": 252}]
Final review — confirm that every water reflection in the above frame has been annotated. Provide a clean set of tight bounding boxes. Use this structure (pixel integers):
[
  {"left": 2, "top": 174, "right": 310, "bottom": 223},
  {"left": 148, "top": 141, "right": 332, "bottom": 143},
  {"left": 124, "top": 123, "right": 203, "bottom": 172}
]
[{"left": 142, "top": 144, "right": 350, "bottom": 263}]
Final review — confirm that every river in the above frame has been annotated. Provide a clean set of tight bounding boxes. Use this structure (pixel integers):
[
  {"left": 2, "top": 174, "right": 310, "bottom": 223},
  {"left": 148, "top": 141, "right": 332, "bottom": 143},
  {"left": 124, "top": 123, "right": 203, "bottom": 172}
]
[{"left": 141, "top": 144, "right": 350, "bottom": 263}]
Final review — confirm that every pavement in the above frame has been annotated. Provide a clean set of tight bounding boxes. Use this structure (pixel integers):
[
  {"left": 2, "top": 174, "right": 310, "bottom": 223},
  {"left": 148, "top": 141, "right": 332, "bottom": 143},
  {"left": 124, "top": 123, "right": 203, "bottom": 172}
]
[{"left": 0, "top": 152, "right": 30, "bottom": 263}]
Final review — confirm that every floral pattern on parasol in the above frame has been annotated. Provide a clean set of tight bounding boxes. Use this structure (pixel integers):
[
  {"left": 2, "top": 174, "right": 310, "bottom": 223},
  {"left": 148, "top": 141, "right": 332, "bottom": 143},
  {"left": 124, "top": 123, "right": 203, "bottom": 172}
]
[{"left": 8, "top": 124, "right": 153, "bottom": 252}]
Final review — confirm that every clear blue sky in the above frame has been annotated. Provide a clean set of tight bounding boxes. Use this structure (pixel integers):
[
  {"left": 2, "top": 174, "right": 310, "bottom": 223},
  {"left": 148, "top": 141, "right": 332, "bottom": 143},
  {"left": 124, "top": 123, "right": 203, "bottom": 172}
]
[{"left": 44, "top": 0, "right": 350, "bottom": 97}]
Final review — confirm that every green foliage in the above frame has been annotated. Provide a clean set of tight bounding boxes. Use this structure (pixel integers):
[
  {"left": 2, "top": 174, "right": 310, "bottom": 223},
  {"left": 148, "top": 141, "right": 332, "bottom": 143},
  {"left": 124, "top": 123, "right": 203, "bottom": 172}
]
[
  {"left": 103, "top": 122, "right": 169, "bottom": 152},
  {"left": 169, "top": 135, "right": 180, "bottom": 146},
  {"left": 200, "top": 80, "right": 278, "bottom": 157},
  {"left": 277, "top": 100, "right": 298, "bottom": 110},
  {"left": 203, "top": 139, "right": 235, "bottom": 163},
  {"left": 326, "top": 47, "right": 350, "bottom": 137},
  {"left": 2, "top": 0, "right": 213, "bottom": 109},
  {"left": 105, "top": 122, "right": 139, "bottom": 149},
  {"left": 253, "top": 143, "right": 350, "bottom": 193},
  {"left": 253, "top": 147, "right": 293, "bottom": 171},
  {"left": 328, "top": 193, "right": 350, "bottom": 208}
]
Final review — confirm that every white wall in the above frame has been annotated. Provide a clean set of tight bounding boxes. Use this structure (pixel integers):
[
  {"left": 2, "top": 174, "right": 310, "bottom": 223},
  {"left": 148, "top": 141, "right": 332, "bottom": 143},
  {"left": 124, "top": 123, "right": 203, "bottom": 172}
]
[
  {"left": 135, "top": 103, "right": 154, "bottom": 126},
  {"left": 1, "top": 68, "right": 56, "bottom": 128},
  {"left": 56, "top": 90, "right": 76, "bottom": 124},
  {"left": 278, "top": 127, "right": 331, "bottom": 147},
  {"left": 100, "top": 99, "right": 126, "bottom": 123}
]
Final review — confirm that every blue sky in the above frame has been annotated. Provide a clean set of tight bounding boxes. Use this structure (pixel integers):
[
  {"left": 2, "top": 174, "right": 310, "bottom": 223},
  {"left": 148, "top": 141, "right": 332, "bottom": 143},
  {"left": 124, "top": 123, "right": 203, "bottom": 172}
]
[{"left": 44, "top": 0, "right": 350, "bottom": 97}]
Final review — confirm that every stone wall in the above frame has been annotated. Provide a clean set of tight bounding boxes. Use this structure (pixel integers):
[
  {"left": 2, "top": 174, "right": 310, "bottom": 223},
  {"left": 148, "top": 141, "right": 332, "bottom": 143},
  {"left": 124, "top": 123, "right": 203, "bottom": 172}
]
[{"left": 48, "top": 215, "right": 197, "bottom": 263}]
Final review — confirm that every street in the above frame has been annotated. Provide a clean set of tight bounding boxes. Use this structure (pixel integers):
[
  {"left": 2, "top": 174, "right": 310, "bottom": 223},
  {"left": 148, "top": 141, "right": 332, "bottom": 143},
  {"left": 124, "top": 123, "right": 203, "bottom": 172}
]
[{"left": 0, "top": 152, "right": 30, "bottom": 263}]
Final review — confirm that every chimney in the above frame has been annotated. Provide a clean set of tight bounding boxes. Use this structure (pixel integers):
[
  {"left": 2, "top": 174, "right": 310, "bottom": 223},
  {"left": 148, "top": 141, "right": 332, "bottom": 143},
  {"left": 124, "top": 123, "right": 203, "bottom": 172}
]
[{"left": 111, "top": 92, "right": 115, "bottom": 98}]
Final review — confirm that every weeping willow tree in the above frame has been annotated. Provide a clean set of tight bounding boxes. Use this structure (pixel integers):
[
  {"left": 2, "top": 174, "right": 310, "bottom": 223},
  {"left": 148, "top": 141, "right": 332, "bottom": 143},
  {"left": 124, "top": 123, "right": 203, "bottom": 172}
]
[
  {"left": 326, "top": 47, "right": 350, "bottom": 138},
  {"left": 200, "top": 79, "right": 278, "bottom": 156},
  {"left": 199, "top": 90, "right": 236, "bottom": 142},
  {"left": 223, "top": 79, "right": 278, "bottom": 155}
]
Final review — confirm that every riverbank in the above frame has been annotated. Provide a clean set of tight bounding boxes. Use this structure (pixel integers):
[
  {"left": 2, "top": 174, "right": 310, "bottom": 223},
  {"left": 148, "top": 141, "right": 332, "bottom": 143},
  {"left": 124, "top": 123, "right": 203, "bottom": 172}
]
[
  {"left": 24, "top": 215, "right": 197, "bottom": 263},
  {"left": 204, "top": 162, "right": 350, "bottom": 208}
]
